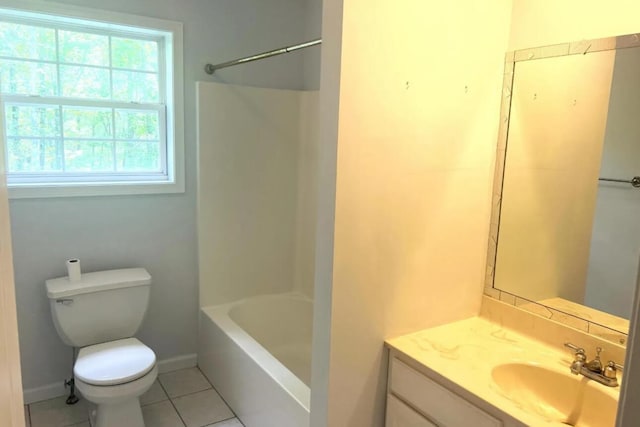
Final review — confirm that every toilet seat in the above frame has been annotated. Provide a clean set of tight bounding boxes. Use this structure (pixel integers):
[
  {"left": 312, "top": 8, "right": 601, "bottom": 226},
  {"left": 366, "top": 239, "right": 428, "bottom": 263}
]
[{"left": 74, "top": 337, "right": 156, "bottom": 386}]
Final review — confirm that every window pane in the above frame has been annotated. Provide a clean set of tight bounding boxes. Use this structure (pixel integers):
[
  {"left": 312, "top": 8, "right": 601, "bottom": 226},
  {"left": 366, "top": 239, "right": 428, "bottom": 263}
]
[
  {"left": 64, "top": 140, "right": 114, "bottom": 172},
  {"left": 112, "top": 37, "right": 158, "bottom": 71},
  {"left": 59, "top": 30, "right": 108, "bottom": 66},
  {"left": 0, "top": 22, "right": 56, "bottom": 60},
  {"left": 60, "top": 65, "right": 110, "bottom": 99},
  {"left": 113, "top": 70, "right": 158, "bottom": 102},
  {"left": 7, "top": 138, "right": 62, "bottom": 172},
  {"left": 116, "top": 141, "right": 160, "bottom": 171},
  {"left": 5, "top": 104, "right": 60, "bottom": 137},
  {"left": 115, "top": 110, "right": 159, "bottom": 140},
  {"left": 0, "top": 18, "right": 170, "bottom": 187},
  {"left": 0, "top": 59, "right": 57, "bottom": 96},
  {"left": 63, "top": 107, "right": 113, "bottom": 139}
]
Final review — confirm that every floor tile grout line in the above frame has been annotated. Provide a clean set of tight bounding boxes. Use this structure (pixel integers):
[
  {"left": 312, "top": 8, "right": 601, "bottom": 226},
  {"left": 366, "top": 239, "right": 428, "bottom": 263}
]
[
  {"left": 195, "top": 367, "right": 214, "bottom": 388},
  {"left": 195, "top": 366, "right": 242, "bottom": 422},
  {"left": 157, "top": 377, "right": 188, "bottom": 427},
  {"left": 168, "top": 390, "right": 236, "bottom": 427},
  {"left": 140, "top": 381, "right": 170, "bottom": 407},
  {"left": 158, "top": 367, "right": 213, "bottom": 400},
  {"left": 29, "top": 367, "right": 243, "bottom": 427},
  {"left": 141, "top": 396, "right": 169, "bottom": 407},
  {"left": 158, "top": 366, "right": 230, "bottom": 402},
  {"left": 62, "top": 422, "right": 90, "bottom": 427},
  {"left": 28, "top": 399, "right": 91, "bottom": 427},
  {"left": 210, "top": 415, "right": 242, "bottom": 427},
  {"left": 160, "top": 384, "right": 212, "bottom": 401},
  {"left": 162, "top": 366, "right": 243, "bottom": 427},
  {"left": 195, "top": 415, "right": 236, "bottom": 427}
]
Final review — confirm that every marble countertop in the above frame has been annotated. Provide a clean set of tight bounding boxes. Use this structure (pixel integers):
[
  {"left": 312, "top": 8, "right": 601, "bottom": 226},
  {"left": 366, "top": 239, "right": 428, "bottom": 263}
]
[{"left": 386, "top": 316, "right": 620, "bottom": 426}]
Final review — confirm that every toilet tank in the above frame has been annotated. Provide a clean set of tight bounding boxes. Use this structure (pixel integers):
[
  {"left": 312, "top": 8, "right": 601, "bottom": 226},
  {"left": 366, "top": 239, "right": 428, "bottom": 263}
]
[{"left": 46, "top": 268, "right": 152, "bottom": 348}]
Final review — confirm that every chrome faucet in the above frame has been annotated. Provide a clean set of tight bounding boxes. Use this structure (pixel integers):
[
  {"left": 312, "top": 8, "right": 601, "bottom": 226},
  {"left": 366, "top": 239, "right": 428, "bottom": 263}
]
[{"left": 564, "top": 343, "right": 623, "bottom": 387}]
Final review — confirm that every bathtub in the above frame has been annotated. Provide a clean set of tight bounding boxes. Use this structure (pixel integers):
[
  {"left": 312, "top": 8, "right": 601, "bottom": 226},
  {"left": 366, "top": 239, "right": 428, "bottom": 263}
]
[{"left": 198, "top": 292, "right": 312, "bottom": 427}]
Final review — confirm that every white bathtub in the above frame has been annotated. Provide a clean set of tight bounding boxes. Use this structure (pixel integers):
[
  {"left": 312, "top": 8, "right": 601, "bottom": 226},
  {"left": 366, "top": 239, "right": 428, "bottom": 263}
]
[{"left": 198, "top": 293, "right": 312, "bottom": 427}]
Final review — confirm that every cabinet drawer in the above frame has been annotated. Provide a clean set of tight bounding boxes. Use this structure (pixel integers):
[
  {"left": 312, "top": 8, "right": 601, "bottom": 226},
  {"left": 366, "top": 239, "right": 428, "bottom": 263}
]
[
  {"left": 386, "top": 394, "right": 438, "bottom": 427},
  {"left": 390, "top": 358, "right": 502, "bottom": 427}
]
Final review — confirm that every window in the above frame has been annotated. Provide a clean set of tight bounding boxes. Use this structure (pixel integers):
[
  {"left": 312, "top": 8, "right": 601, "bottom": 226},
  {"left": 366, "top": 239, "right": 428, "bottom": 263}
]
[{"left": 0, "top": 1, "right": 183, "bottom": 198}]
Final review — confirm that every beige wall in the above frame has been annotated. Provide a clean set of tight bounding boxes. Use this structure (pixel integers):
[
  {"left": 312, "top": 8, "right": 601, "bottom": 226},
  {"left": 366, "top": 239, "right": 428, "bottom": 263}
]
[
  {"left": 495, "top": 52, "right": 614, "bottom": 302},
  {"left": 312, "top": 1, "right": 513, "bottom": 425},
  {"left": 0, "top": 102, "right": 25, "bottom": 425},
  {"left": 311, "top": 1, "right": 640, "bottom": 425},
  {"left": 509, "top": 0, "right": 640, "bottom": 51},
  {"left": 197, "top": 83, "right": 318, "bottom": 306}
]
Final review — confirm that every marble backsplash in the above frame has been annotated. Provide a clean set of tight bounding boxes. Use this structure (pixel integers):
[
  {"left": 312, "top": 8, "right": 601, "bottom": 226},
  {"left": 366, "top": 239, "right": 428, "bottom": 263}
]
[{"left": 480, "top": 295, "right": 626, "bottom": 366}]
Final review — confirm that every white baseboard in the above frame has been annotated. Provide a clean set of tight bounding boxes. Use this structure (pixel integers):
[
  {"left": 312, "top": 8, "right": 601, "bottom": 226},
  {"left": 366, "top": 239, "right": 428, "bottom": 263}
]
[
  {"left": 23, "top": 353, "right": 198, "bottom": 404},
  {"left": 23, "top": 382, "right": 67, "bottom": 405},
  {"left": 157, "top": 353, "right": 198, "bottom": 374}
]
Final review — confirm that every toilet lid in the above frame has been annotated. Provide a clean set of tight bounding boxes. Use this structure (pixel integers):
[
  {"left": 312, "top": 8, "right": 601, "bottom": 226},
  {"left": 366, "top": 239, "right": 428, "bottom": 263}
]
[{"left": 74, "top": 338, "right": 156, "bottom": 386}]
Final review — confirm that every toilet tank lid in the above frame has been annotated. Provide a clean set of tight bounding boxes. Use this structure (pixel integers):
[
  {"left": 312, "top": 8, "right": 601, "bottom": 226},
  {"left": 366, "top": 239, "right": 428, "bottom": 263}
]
[{"left": 46, "top": 268, "right": 151, "bottom": 299}]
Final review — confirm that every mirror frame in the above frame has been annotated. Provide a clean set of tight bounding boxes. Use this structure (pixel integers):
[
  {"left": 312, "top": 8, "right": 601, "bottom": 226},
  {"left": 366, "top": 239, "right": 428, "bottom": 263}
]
[{"left": 484, "top": 33, "right": 640, "bottom": 346}]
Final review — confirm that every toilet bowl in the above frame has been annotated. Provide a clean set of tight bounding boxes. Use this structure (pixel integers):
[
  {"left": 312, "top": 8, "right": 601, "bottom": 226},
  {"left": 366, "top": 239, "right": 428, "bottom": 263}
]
[
  {"left": 46, "top": 268, "right": 155, "bottom": 427},
  {"left": 74, "top": 338, "right": 157, "bottom": 427}
]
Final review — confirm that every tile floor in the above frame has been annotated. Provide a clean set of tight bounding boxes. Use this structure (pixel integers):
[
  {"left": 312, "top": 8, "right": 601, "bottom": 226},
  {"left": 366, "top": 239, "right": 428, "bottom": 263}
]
[{"left": 24, "top": 367, "right": 244, "bottom": 427}]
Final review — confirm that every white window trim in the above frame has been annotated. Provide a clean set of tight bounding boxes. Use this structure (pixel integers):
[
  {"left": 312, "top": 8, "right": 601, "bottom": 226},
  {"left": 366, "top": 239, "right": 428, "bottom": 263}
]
[{"left": 0, "top": 0, "right": 184, "bottom": 199}]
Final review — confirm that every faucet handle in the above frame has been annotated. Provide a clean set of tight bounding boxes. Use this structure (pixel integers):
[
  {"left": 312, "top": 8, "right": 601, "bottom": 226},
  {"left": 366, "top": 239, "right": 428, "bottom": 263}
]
[
  {"left": 604, "top": 361, "right": 623, "bottom": 380},
  {"left": 564, "top": 342, "right": 586, "bottom": 372},
  {"left": 564, "top": 342, "right": 585, "bottom": 356},
  {"left": 565, "top": 343, "right": 586, "bottom": 375},
  {"left": 609, "top": 361, "right": 624, "bottom": 371}
]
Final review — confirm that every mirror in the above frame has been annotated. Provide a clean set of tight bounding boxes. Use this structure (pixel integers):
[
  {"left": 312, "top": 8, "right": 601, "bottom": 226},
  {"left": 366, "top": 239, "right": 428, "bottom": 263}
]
[{"left": 486, "top": 34, "right": 640, "bottom": 342}]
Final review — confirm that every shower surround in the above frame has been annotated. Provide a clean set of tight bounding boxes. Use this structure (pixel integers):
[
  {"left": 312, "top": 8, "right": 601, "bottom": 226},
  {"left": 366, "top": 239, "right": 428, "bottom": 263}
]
[{"left": 196, "top": 82, "right": 318, "bottom": 427}]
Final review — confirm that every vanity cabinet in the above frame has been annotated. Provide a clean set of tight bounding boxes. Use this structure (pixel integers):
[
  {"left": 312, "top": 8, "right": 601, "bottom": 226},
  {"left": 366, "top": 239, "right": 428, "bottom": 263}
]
[
  {"left": 386, "top": 394, "right": 437, "bottom": 427},
  {"left": 386, "top": 353, "right": 503, "bottom": 427}
]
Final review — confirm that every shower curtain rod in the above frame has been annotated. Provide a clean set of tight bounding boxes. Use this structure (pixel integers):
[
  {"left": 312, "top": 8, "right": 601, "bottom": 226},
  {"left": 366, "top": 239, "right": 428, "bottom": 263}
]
[
  {"left": 205, "top": 39, "right": 322, "bottom": 74},
  {"left": 599, "top": 176, "right": 640, "bottom": 188}
]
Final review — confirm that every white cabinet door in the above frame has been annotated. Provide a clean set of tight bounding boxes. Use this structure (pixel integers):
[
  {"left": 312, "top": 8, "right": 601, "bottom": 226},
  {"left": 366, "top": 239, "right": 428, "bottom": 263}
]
[
  {"left": 386, "top": 394, "right": 438, "bottom": 427},
  {"left": 390, "top": 358, "right": 502, "bottom": 427}
]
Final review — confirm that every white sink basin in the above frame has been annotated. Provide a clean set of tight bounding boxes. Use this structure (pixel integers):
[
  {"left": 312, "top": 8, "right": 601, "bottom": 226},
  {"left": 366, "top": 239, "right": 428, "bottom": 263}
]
[{"left": 492, "top": 363, "right": 617, "bottom": 427}]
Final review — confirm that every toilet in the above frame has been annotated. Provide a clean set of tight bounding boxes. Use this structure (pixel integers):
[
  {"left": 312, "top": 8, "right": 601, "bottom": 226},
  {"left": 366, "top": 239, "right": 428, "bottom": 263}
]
[{"left": 46, "top": 268, "right": 156, "bottom": 427}]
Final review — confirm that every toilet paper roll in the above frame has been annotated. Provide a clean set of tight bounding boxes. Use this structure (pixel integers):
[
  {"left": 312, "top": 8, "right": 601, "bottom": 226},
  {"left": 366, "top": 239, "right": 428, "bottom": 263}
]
[{"left": 66, "top": 259, "right": 81, "bottom": 282}]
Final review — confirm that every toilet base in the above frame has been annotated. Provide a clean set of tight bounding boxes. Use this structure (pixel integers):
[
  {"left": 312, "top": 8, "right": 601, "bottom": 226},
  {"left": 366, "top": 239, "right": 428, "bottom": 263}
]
[
  {"left": 95, "top": 398, "right": 144, "bottom": 427},
  {"left": 75, "top": 364, "right": 157, "bottom": 427}
]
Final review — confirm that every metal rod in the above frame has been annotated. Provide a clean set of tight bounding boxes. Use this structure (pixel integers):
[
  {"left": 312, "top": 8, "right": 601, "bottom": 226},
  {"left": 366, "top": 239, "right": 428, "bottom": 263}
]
[
  {"left": 205, "top": 39, "right": 321, "bottom": 74},
  {"left": 598, "top": 176, "right": 640, "bottom": 188}
]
